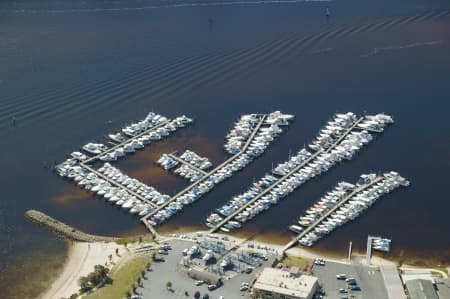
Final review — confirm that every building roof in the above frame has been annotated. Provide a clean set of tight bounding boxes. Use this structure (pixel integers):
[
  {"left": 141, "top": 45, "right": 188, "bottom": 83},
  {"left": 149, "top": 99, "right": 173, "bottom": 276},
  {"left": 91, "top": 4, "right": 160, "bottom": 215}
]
[
  {"left": 253, "top": 268, "right": 318, "bottom": 299},
  {"left": 405, "top": 279, "right": 439, "bottom": 299}
]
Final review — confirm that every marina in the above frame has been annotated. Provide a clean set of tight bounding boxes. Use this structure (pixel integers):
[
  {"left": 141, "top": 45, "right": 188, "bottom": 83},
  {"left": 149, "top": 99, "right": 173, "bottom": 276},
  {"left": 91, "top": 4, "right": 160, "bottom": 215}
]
[
  {"left": 81, "top": 113, "right": 192, "bottom": 164},
  {"left": 282, "top": 171, "right": 409, "bottom": 252},
  {"left": 2, "top": 1, "right": 450, "bottom": 297},
  {"left": 142, "top": 111, "right": 294, "bottom": 227},
  {"left": 55, "top": 110, "right": 294, "bottom": 228},
  {"left": 54, "top": 112, "right": 193, "bottom": 217},
  {"left": 205, "top": 112, "right": 394, "bottom": 233}
]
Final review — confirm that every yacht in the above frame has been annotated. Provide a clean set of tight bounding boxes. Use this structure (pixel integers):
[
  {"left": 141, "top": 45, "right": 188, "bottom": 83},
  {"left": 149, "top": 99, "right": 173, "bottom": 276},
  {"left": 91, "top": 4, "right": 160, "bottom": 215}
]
[
  {"left": 108, "top": 133, "right": 127, "bottom": 143},
  {"left": 82, "top": 143, "right": 108, "bottom": 155},
  {"left": 70, "top": 151, "right": 88, "bottom": 161}
]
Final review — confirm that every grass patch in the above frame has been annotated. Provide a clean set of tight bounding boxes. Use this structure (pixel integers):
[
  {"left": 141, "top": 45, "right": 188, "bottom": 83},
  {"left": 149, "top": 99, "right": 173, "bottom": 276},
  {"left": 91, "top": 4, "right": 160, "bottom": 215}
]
[
  {"left": 281, "top": 255, "right": 312, "bottom": 268},
  {"left": 84, "top": 254, "right": 152, "bottom": 299},
  {"left": 115, "top": 234, "right": 154, "bottom": 245},
  {"left": 430, "top": 270, "right": 444, "bottom": 278}
]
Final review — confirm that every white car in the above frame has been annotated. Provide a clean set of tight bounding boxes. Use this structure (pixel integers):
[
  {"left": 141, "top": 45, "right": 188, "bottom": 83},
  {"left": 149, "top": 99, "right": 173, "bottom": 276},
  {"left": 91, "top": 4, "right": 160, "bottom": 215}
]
[
  {"left": 195, "top": 280, "right": 204, "bottom": 286},
  {"left": 336, "top": 273, "right": 346, "bottom": 280}
]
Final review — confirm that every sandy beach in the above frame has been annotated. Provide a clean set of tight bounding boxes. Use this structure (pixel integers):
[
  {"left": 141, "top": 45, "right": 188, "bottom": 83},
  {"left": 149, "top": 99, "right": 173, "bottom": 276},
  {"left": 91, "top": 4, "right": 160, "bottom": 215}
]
[{"left": 39, "top": 241, "right": 125, "bottom": 299}]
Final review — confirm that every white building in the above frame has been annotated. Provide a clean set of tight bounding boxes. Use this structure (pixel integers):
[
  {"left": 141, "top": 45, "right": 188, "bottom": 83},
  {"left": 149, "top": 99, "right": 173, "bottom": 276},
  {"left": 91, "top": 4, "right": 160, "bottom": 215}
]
[{"left": 253, "top": 268, "right": 318, "bottom": 299}]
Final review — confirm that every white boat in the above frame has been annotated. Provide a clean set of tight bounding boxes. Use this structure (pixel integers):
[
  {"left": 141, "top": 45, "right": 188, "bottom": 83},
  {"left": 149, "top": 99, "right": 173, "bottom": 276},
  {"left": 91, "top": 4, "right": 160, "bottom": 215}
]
[
  {"left": 82, "top": 143, "right": 107, "bottom": 155},
  {"left": 289, "top": 225, "right": 304, "bottom": 234},
  {"left": 70, "top": 151, "right": 87, "bottom": 161}
]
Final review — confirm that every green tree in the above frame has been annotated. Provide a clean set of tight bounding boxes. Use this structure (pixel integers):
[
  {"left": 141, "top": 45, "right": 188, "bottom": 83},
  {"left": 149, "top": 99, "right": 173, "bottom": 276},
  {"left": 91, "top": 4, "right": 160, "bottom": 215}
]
[{"left": 166, "top": 281, "right": 172, "bottom": 290}]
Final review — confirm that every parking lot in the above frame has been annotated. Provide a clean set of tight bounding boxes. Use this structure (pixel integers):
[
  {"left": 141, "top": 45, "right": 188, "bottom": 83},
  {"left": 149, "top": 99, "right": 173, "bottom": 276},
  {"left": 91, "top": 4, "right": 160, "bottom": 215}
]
[
  {"left": 312, "top": 261, "right": 388, "bottom": 299},
  {"left": 139, "top": 239, "right": 268, "bottom": 299}
]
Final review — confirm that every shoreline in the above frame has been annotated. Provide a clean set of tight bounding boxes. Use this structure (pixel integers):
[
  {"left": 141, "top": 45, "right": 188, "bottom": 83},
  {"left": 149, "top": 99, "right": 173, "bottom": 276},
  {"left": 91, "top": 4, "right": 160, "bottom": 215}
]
[
  {"left": 31, "top": 218, "right": 448, "bottom": 299},
  {"left": 39, "top": 240, "right": 126, "bottom": 299},
  {"left": 158, "top": 225, "right": 450, "bottom": 269}
]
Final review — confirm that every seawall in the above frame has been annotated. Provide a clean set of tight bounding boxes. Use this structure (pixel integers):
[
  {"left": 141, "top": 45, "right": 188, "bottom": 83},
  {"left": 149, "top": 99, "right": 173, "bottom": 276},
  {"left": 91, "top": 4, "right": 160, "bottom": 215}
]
[{"left": 25, "top": 210, "right": 117, "bottom": 242}]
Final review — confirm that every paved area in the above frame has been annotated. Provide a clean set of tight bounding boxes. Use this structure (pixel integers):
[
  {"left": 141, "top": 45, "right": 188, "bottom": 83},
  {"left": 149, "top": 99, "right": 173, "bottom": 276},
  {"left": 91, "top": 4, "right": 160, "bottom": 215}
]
[
  {"left": 312, "top": 261, "right": 388, "bottom": 299},
  {"left": 380, "top": 264, "right": 407, "bottom": 299},
  {"left": 139, "top": 239, "right": 257, "bottom": 299}
]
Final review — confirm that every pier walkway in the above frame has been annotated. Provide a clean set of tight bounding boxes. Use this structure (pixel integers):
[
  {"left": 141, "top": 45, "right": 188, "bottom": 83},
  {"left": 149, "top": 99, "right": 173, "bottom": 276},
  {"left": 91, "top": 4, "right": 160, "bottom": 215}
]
[
  {"left": 281, "top": 176, "right": 383, "bottom": 253},
  {"left": 167, "top": 153, "right": 208, "bottom": 176},
  {"left": 80, "top": 164, "right": 159, "bottom": 209},
  {"left": 82, "top": 120, "right": 171, "bottom": 164},
  {"left": 208, "top": 117, "right": 364, "bottom": 234},
  {"left": 141, "top": 115, "right": 267, "bottom": 223}
]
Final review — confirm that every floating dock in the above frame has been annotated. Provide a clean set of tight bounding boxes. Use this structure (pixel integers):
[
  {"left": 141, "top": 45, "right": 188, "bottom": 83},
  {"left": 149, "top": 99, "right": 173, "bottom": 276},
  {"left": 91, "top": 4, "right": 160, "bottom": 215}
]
[
  {"left": 82, "top": 119, "right": 171, "bottom": 165},
  {"left": 282, "top": 171, "right": 408, "bottom": 252},
  {"left": 281, "top": 176, "right": 384, "bottom": 252},
  {"left": 80, "top": 164, "right": 159, "bottom": 209},
  {"left": 207, "top": 116, "right": 366, "bottom": 233},
  {"left": 166, "top": 153, "right": 208, "bottom": 176},
  {"left": 141, "top": 115, "right": 268, "bottom": 223}
]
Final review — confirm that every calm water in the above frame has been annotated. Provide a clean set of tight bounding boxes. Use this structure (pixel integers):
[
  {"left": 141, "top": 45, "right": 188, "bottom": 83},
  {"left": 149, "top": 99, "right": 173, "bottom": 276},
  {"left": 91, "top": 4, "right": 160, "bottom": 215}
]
[{"left": 1, "top": 0, "right": 449, "bottom": 297}]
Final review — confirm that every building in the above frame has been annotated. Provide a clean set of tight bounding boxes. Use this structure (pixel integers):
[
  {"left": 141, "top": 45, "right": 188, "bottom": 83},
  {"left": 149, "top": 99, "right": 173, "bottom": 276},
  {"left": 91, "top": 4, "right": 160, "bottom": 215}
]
[
  {"left": 252, "top": 268, "right": 318, "bottom": 299},
  {"left": 405, "top": 279, "right": 439, "bottom": 299},
  {"left": 380, "top": 264, "right": 408, "bottom": 299}
]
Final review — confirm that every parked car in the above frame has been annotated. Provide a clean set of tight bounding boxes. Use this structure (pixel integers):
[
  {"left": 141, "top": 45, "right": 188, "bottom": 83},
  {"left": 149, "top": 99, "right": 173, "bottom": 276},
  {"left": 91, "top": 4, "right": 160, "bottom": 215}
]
[
  {"left": 314, "top": 258, "right": 325, "bottom": 266},
  {"left": 153, "top": 256, "right": 165, "bottom": 262},
  {"left": 208, "top": 284, "right": 217, "bottom": 291},
  {"left": 195, "top": 280, "right": 204, "bottom": 286},
  {"left": 349, "top": 285, "right": 361, "bottom": 291},
  {"left": 339, "top": 288, "right": 348, "bottom": 293},
  {"left": 336, "top": 273, "right": 346, "bottom": 280},
  {"left": 239, "top": 285, "right": 248, "bottom": 291}
]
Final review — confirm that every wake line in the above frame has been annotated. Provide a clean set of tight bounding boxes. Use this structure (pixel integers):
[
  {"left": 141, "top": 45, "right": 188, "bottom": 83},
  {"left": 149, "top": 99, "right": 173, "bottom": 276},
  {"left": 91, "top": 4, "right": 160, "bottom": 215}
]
[
  {"left": 1, "top": 0, "right": 331, "bottom": 14},
  {"left": 361, "top": 40, "right": 443, "bottom": 57}
]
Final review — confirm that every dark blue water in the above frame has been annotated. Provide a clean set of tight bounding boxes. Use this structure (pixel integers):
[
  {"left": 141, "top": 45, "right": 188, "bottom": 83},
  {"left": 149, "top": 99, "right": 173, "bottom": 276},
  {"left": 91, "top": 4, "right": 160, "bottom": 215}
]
[{"left": 1, "top": 0, "right": 449, "bottom": 297}]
